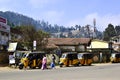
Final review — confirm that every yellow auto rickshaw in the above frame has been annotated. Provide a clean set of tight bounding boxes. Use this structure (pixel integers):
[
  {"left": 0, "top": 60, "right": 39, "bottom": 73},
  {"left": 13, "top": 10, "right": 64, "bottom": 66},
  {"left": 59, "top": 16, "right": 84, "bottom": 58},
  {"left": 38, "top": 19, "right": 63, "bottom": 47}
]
[
  {"left": 110, "top": 52, "right": 120, "bottom": 63},
  {"left": 59, "top": 52, "right": 80, "bottom": 67},
  {"left": 78, "top": 52, "right": 93, "bottom": 66},
  {"left": 13, "top": 51, "right": 30, "bottom": 66},
  {"left": 19, "top": 51, "right": 46, "bottom": 69}
]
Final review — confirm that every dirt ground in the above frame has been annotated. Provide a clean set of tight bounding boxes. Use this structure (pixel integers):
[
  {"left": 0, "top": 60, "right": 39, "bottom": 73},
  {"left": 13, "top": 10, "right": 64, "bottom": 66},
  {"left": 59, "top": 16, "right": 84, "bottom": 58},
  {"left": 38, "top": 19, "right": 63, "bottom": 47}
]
[
  {"left": 0, "top": 64, "right": 18, "bottom": 71},
  {"left": 0, "top": 63, "right": 112, "bottom": 72}
]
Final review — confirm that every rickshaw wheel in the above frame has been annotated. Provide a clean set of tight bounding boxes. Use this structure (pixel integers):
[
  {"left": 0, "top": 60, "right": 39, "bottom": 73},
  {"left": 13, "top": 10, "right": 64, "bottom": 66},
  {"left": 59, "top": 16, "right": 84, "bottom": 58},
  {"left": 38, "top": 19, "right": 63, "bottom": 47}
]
[
  {"left": 38, "top": 64, "right": 42, "bottom": 69},
  {"left": 60, "top": 65, "right": 63, "bottom": 67},
  {"left": 81, "top": 64, "right": 84, "bottom": 66},
  {"left": 19, "top": 65, "right": 23, "bottom": 69},
  {"left": 88, "top": 64, "right": 91, "bottom": 66},
  {"left": 76, "top": 63, "right": 79, "bottom": 66},
  {"left": 111, "top": 61, "right": 114, "bottom": 63},
  {"left": 66, "top": 64, "right": 69, "bottom": 67},
  {"left": 29, "top": 65, "right": 36, "bottom": 69}
]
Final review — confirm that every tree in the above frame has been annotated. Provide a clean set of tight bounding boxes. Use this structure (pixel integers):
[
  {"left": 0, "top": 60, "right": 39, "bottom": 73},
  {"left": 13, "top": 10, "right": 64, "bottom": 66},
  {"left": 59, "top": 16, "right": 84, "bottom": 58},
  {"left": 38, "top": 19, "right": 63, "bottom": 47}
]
[
  {"left": 18, "top": 25, "right": 36, "bottom": 50},
  {"left": 115, "top": 25, "right": 120, "bottom": 36},
  {"left": 103, "top": 24, "right": 116, "bottom": 41},
  {"left": 75, "top": 25, "right": 81, "bottom": 30},
  {"left": 35, "top": 30, "right": 49, "bottom": 50},
  {"left": 85, "top": 25, "right": 90, "bottom": 38},
  {"left": 17, "top": 25, "right": 49, "bottom": 51}
]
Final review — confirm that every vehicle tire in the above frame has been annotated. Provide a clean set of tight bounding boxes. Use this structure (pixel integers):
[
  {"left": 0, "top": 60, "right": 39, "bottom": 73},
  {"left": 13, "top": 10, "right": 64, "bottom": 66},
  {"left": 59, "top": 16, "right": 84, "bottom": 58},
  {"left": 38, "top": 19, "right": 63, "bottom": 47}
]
[
  {"left": 112, "top": 61, "right": 115, "bottom": 63},
  {"left": 66, "top": 65, "right": 69, "bottom": 67},
  {"left": 29, "top": 65, "right": 35, "bottom": 69},
  {"left": 60, "top": 65, "right": 63, "bottom": 67},
  {"left": 76, "top": 63, "right": 79, "bottom": 66},
  {"left": 81, "top": 64, "right": 84, "bottom": 66},
  {"left": 19, "top": 65, "right": 23, "bottom": 69},
  {"left": 38, "top": 64, "right": 42, "bottom": 69},
  {"left": 88, "top": 63, "right": 91, "bottom": 66}
]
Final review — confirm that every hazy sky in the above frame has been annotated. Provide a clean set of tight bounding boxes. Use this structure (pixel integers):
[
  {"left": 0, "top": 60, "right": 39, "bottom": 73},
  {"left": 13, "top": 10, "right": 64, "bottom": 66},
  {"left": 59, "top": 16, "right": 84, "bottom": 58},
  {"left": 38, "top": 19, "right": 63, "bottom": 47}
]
[{"left": 0, "top": 0, "right": 120, "bottom": 31}]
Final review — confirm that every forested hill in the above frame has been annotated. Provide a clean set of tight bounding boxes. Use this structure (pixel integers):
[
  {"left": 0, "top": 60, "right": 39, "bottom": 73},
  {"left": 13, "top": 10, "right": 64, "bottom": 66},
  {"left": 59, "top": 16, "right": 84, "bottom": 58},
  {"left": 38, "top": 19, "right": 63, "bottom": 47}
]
[
  {"left": 0, "top": 11, "right": 103, "bottom": 39},
  {"left": 0, "top": 11, "right": 70, "bottom": 33}
]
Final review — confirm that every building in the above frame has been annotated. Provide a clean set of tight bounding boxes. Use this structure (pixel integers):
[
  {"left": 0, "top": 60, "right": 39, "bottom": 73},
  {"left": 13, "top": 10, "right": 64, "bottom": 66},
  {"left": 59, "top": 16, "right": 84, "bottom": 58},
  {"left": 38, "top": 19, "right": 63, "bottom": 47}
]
[
  {"left": 0, "top": 16, "right": 11, "bottom": 50},
  {"left": 111, "top": 35, "right": 120, "bottom": 52},
  {"left": 47, "top": 38, "right": 91, "bottom": 52},
  {"left": 88, "top": 39, "right": 109, "bottom": 51},
  {"left": 87, "top": 39, "right": 110, "bottom": 63}
]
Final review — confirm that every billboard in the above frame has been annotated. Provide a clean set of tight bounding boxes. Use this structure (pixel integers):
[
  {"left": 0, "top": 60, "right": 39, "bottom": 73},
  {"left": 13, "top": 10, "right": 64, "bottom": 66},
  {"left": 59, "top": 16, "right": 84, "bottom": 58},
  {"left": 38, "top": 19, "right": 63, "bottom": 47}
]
[
  {"left": 0, "top": 16, "right": 7, "bottom": 24},
  {"left": 8, "top": 42, "right": 18, "bottom": 52},
  {"left": 0, "top": 16, "right": 9, "bottom": 33}
]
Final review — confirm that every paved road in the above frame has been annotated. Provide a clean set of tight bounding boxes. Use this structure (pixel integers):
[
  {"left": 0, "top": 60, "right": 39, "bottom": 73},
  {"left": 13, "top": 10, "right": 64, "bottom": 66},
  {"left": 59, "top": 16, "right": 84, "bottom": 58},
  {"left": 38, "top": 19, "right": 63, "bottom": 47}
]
[{"left": 0, "top": 63, "right": 120, "bottom": 80}]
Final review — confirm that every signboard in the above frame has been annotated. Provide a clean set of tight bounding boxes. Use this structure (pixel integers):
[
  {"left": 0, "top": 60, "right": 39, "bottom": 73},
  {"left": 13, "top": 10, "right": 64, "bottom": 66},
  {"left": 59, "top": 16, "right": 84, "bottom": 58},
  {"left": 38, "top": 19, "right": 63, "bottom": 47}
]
[
  {"left": 33, "top": 40, "right": 36, "bottom": 50},
  {"left": 8, "top": 42, "right": 17, "bottom": 52},
  {"left": 0, "top": 16, "right": 7, "bottom": 24},
  {"left": 0, "top": 22, "right": 10, "bottom": 33},
  {"left": 9, "top": 54, "right": 15, "bottom": 64}
]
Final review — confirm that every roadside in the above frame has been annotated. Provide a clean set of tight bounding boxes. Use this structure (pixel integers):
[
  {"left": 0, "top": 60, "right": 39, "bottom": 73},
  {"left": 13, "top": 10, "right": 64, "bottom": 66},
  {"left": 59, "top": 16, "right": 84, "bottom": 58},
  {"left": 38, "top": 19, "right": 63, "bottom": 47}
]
[
  {"left": 0, "top": 63, "right": 112, "bottom": 71},
  {"left": 92, "top": 62, "right": 112, "bottom": 66},
  {"left": 0, "top": 64, "right": 19, "bottom": 72}
]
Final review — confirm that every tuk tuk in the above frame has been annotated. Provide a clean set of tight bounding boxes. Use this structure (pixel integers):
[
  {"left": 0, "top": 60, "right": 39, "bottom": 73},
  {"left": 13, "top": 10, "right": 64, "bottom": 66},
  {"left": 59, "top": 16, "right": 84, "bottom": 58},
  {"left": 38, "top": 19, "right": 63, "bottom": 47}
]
[
  {"left": 78, "top": 52, "right": 93, "bottom": 66},
  {"left": 110, "top": 52, "right": 120, "bottom": 63},
  {"left": 59, "top": 52, "right": 80, "bottom": 67},
  {"left": 19, "top": 51, "right": 46, "bottom": 69},
  {"left": 9, "top": 51, "right": 30, "bottom": 67}
]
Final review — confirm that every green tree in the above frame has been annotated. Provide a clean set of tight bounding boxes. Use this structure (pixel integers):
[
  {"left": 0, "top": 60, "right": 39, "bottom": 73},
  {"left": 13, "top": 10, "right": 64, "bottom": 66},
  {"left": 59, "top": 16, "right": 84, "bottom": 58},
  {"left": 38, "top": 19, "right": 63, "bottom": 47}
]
[
  {"left": 35, "top": 30, "right": 49, "bottom": 50},
  {"left": 16, "top": 25, "right": 49, "bottom": 51},
  {"left": 18, "top": 25, "right": 36, "bottom": 50},
  {"left": 103, "top": 24, "right": 116, "bottom": 41},
  {"left": 115, "top": 25, "right": 120, "bottom": 36}
]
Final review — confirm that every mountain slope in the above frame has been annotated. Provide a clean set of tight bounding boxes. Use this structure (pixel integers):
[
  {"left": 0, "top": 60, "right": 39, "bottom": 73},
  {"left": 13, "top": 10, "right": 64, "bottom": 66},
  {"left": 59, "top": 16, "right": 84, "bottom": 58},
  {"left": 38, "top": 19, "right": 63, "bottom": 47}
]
[{"left": 0, "top": 11, "right": 102, "bottom": 39}]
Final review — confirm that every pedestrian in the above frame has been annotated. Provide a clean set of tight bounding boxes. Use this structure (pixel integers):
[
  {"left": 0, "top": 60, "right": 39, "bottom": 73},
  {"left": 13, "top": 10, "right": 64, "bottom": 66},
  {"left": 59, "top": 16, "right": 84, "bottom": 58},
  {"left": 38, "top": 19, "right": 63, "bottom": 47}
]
[
  {"left": 50, "top": 54, "right": 56, "bottom": 69},
  {"left": 41, "top": 55, "right": 47, "bottom": 70}
]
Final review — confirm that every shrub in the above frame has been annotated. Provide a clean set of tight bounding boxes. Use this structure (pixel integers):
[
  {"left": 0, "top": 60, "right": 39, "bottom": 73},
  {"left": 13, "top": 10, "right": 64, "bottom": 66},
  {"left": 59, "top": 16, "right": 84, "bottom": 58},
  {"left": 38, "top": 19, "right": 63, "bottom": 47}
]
[{"left": 0, "top": 51, "right": 9, "bottom": 64}]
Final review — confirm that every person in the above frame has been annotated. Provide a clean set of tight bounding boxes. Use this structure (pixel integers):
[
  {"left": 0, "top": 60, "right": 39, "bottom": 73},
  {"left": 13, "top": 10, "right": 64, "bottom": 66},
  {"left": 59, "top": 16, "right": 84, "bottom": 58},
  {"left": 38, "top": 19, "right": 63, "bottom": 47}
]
[
  {"left": 9, "top": 53, "right": 15, "bottom": 66},
  {"left": 50, "top": 54, "right": 56, "bottom": 69},
  {"left": 41, "top": 55, "right": 47, "bottom": 70}
]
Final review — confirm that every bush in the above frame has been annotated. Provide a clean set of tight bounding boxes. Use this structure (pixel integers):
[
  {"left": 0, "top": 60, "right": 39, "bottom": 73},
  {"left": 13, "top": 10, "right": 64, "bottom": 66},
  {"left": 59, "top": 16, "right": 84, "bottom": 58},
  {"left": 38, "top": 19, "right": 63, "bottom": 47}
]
[{"left": 0, "top": 51, "right": 9, "bottom": 64}]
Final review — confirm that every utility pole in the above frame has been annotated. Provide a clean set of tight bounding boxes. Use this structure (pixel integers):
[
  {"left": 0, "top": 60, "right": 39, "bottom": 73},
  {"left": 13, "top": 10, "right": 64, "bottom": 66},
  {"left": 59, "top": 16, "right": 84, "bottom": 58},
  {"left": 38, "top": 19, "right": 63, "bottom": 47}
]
[{"left": 93, "top": 18, "right": 97, "bottom": 38}]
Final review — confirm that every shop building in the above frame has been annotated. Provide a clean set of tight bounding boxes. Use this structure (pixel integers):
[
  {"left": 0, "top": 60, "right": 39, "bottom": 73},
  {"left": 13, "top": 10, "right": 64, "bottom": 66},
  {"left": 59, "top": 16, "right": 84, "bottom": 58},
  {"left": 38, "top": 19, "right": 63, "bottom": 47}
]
[{"left": 0, "top": 16, "right": 11, "bottom": 50}]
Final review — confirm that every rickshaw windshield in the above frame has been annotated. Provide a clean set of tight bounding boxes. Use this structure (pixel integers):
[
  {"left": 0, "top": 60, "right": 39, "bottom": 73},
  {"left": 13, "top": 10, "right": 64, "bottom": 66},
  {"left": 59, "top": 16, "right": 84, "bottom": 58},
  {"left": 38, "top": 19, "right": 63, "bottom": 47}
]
[
  {"left": 115, "top": 54, "right": 120, "bottom": 58},
  {"left": 78, "top": 54, "right": 83, "bottom": 59},
  {"left": 15, "top": 52, "right": 25, "bottom": 59},
  {"left": 22, "top": 53, "right": 28, "bottom": 58},
  {"left": 111, "top": 54, "right": 116, "bottom": 58},
  {"left": 61, "top": 54, "right": 66, "bottom": 58}
]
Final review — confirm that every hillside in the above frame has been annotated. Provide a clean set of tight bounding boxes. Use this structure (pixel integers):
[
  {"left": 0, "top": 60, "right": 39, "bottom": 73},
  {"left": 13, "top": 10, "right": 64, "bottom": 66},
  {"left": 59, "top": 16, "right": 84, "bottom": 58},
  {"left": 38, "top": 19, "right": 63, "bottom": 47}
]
[{"left": 0, "top": 11, "right": 102, "bottom": 39}]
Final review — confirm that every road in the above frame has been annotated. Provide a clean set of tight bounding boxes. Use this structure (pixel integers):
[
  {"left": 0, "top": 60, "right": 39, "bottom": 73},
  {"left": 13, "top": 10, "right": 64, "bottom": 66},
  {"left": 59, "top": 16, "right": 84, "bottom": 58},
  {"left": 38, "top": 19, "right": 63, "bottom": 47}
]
[{"left": 0, "top": 63, "right": 120, "bottom": 80}]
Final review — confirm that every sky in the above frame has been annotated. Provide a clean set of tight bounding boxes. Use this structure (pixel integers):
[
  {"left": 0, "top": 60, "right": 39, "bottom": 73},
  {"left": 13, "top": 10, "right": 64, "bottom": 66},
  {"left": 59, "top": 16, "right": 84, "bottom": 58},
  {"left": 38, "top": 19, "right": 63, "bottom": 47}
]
[{"left": 0, "top": 0, "right": 120, "bottom": 31}]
